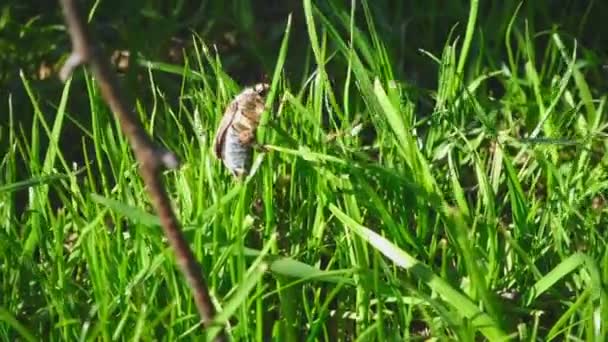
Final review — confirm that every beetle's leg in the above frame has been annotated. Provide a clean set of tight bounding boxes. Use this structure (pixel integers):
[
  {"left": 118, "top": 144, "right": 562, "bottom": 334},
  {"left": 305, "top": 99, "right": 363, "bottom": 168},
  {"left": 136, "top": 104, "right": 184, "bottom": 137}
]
[
  {"left": 238, "top": 130, "right": 267, "bottom": 152},
  {"left": 232, "top": 167, "right": 248, "bottom": 179},
  {"left": 252, "top": 142, "right": 268, "bottom": 153},
  {"left": 239, "top": 130, "right": 255, "bottom": 145}
]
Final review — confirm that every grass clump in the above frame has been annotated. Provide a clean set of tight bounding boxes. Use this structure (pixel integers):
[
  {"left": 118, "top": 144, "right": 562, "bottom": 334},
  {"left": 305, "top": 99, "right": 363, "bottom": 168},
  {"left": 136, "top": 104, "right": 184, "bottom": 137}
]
[{"left": 1, "top": 0, "right": 608, "bottom": 340}]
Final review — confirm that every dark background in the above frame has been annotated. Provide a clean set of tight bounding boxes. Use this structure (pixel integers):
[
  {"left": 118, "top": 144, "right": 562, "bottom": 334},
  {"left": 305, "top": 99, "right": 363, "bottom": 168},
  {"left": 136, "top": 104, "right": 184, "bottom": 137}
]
[{"left": 1, "top": 0, "right": 607, "bottom": 162}]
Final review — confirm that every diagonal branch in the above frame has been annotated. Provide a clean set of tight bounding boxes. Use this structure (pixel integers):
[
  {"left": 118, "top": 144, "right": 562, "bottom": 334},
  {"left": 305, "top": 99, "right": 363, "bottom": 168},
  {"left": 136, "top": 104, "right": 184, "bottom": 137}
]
[{"left": 58, "top": 0, "right": 226, "bottom": 340}]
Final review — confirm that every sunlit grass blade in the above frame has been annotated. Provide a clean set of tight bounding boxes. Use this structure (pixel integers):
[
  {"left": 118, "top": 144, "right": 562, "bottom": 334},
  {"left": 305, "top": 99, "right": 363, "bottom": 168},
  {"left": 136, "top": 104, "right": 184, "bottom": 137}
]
[
  {"left": 0, "top": 173, "right": 70, "bottom": 194},
  {"left": 0, "top": 307, "right": 37, "bottom": 342},
  {"left": 329, "top": 204, "right": 508, "bottom": 340},
  {"left": 207, "top": 263, "right": 268, "bottom": 341},
  {"left": 525, "top": 253, "right": 587, "bottom": 304},
  {"left": 258, "top": 13, "right": 291, "bottom": 142},
  {"left": 373, "top": 78, "right": 439, "bottom": 199},
  {"left": 90, "top": 193, "right": 161, "bottom": 227}
]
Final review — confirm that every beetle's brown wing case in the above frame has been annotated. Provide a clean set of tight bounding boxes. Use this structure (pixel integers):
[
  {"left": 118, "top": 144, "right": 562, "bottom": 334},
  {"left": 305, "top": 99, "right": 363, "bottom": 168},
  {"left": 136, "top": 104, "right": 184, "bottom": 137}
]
[{"left": 213, "top": 101, "right": 238, "bottom": 159}]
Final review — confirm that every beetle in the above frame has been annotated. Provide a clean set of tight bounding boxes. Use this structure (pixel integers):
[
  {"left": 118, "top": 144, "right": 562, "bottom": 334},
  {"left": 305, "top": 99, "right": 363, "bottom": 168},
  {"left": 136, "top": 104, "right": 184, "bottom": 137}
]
[{"left": 213, "top": 83, "right": 269, "bottom": 178}]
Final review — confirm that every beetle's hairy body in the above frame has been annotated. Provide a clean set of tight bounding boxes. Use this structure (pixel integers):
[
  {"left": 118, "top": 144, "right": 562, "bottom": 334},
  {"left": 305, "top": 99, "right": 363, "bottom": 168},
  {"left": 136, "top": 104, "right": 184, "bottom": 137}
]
[
  {"left": 220, "top": 125, "right": 253, "bottom": 177},
  {"left": 213, "top": 83, "right": 269, "bottom": 177}
]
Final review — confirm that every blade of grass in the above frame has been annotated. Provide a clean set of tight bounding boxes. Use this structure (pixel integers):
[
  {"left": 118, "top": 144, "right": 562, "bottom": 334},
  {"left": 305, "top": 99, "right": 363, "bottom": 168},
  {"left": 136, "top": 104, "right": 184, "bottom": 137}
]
[{"left": 329, "top": 204, "right": 507, "bottom": 341}]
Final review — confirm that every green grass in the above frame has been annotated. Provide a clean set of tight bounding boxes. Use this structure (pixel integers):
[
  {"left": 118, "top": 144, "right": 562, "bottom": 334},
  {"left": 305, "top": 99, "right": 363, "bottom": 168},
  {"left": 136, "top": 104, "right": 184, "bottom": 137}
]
[{"left": 2, "top": 0, "right": 608, "bottom": 340}]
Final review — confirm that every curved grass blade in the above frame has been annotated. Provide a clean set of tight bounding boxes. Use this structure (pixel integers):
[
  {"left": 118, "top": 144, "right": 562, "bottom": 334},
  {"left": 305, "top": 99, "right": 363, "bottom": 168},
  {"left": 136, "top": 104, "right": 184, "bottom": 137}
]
[
  {"left": 0, "top": 307, "right": 37, "bottom": 342},
  {"left": 329, "top": 204, "right": 507, "bottom": 341}
]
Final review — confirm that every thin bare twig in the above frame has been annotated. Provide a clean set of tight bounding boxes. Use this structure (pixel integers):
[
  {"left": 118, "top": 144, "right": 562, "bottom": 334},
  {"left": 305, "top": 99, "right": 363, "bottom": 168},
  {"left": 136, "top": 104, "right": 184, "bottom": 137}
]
[{"left": 58, "top": 0, "right": 226, "bottom": 340}]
